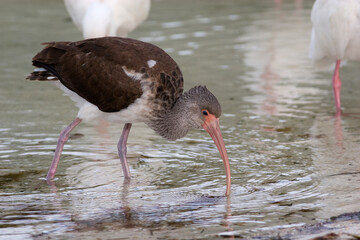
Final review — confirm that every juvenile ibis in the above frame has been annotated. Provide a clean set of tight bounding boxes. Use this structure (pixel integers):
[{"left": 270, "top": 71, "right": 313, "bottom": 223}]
[
  {"left": 27, "top": 37, "right": 231, "bottom": 196},
  {"left": 309, "top": 0, "right": 360, "bottom": 116},
  {"left": 64, "top": 0, "right": 151, "bottom": 39}
]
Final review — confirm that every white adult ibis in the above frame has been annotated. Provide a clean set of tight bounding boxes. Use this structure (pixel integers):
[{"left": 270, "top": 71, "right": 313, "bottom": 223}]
[
  {"left": 64, "top": 0, "right": 150, "bottom": 39},
  {"left": 309, "top": 0, "right": 360, "bottom": 116},
  {"left": 27, "top": 37, "right": 231, "bottom": 196}
]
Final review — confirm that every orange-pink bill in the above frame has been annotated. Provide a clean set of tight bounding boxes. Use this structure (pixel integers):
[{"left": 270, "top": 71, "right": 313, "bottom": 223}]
[{"left": 202, "top": 114, "right": 231, "bottom": 196}]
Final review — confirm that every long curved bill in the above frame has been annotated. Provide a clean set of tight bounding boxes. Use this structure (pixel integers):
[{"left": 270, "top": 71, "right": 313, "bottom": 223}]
[{"left": 202, "top": 115, "right": 231, "bottom": 196}]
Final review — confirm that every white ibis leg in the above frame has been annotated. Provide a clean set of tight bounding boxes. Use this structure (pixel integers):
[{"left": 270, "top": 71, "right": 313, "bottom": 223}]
[
  {"left": 46, "top": 117, "right": 82, "bottom": 180},
  {"left": 333, "top": 60, "right": 342, "bottom": 116},
  {"left": 118, "top": 123, "right": 132, "bottom": 179}
]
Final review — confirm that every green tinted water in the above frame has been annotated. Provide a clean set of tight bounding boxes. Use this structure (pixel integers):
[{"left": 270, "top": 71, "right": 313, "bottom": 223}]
[{"left": 1, "top": 0, "right": 360, "bottom": 239}]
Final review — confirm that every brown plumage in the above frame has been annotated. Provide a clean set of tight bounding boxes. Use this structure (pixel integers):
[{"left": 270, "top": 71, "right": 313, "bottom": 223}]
[
  {"left": 27, "top": 37, "right": 231, "bottom": 196},
  {"left": 27, "top": 37, "right": 183, "bottom": 113}
]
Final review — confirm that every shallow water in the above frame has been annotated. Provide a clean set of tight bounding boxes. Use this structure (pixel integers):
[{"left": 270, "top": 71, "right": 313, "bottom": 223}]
[{"left": 1, "top": 0, "right": 360, "bottom": 239}]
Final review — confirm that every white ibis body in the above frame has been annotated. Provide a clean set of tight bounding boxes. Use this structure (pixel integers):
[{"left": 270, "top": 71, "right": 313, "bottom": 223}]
[
  {"left": 64, "top": 0, "right": 150, "bottom": 39},
  {"left": 27, "top": 37, "right": 231, "bottom": 196},
  {"left": 309, "top": 0, "right": 360, "bottom": 116}
]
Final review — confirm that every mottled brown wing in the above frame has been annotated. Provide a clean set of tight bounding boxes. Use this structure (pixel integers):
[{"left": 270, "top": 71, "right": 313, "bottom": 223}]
[
  {"left": 103, "top": 37, "right": 184, "bottom": 111},
  {"left": 30, "top": 37, "right": 184, "bottom": 112}
]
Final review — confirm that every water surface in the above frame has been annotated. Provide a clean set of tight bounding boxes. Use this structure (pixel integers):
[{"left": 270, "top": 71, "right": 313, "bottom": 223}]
[{"left": 1, "top": 0, "right": 360, "bottom": 239}]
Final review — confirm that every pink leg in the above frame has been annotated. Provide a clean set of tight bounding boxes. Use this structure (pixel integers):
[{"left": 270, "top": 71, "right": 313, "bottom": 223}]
[
  {"left": 46, "top": 117, "right": 82, "bottom": 180},
  {"left": 118, "top": 123, "right": 132, "bottom": 180},
  {"left": 333, "top": 60, "right": 342, "bottom": 116}
]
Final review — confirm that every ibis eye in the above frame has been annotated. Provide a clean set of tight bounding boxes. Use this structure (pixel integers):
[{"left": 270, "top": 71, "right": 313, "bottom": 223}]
[{"left": 202, "top": 110, "right": 209, "bottom": 116}]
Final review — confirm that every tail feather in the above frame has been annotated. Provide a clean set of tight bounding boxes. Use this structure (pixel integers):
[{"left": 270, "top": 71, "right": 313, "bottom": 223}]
[
  {"left": 26, "top": 67, "right": 59, "bottom": 81},
  {"left": 26, "top": 41, "right": 68, "bottom": 81}
]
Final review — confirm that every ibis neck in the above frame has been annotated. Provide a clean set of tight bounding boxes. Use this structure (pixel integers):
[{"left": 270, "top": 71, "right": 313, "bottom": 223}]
[{"left": 148, "top": 93, "right": 200, "bottom": 141}]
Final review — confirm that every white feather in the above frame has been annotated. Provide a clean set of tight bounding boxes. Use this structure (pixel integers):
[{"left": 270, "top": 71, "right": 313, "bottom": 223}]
[
  {"left": 82, "top": 2, "right": 112, "bottom": 38},
  {"left": 34, "top": 68, "right": 47, "bottom": 72},
  {"left": 122, "top": 66, "right": 144, "bottom": 80},
  {"left": 147, "top": 59, "right": 156, "bottom": 68},
  {"left": 309, "top": 0, "right": 360, "bottom": 69},
  {"left": 54, "top": 78, "right": 152, "bottom": 124},
  {"left": 64, "top": 0, "right": 151, "bottom": 39}
]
